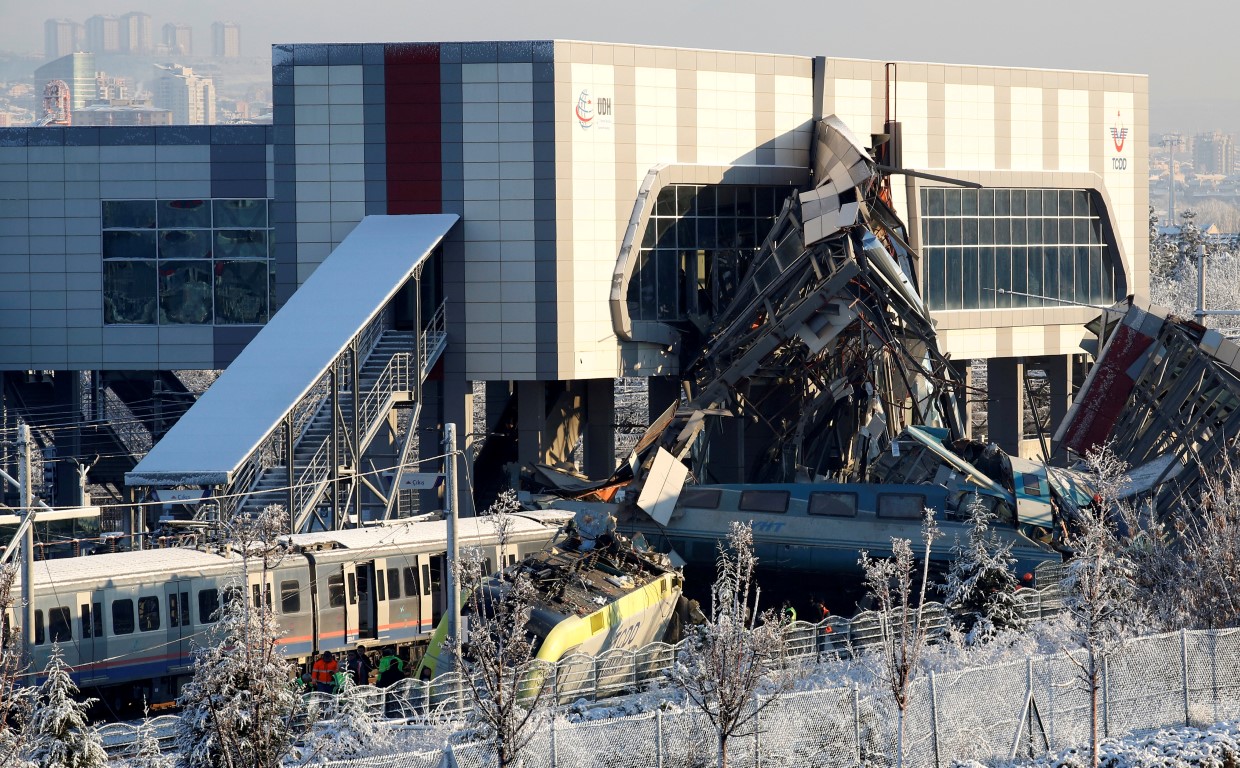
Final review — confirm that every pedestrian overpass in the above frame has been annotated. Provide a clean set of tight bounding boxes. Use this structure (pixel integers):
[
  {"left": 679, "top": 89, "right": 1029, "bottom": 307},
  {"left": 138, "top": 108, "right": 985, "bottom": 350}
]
[{"left": 126, "top": 214, "right": 457, "bottom": 534}]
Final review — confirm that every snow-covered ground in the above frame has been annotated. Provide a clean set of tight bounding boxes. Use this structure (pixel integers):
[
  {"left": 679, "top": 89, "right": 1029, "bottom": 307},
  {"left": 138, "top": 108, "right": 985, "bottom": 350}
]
[{"left": 962, "top": 721, "right": 1240, "bottom": 768}]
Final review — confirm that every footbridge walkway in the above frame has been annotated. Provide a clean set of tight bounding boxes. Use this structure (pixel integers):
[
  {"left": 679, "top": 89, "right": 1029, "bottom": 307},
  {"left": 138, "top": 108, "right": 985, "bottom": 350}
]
[{"left": 126, "top": 214, "right": 457, "bottom": 533}]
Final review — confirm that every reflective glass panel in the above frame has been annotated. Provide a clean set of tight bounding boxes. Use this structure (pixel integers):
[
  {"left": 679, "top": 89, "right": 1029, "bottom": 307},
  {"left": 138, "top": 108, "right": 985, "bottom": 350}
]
[
  {"left": 104, "top": 261, "right": 157, "bottom": 324},
  {"left": 215, "top": 230, "right": 267, "bottom": 260},
  {"left": 159, "top": 261, "right": 213, "bottom": 324},
  {"left": 159, "top": 199, "right": 210, "bottom": 229},
  {"left": 159, "top": 229, "right": 212, "bottom": 260},
  {"left": 215, "top": 260, "right": 269, "bottom": 324},
  {"left": 213, "top": 198, "right": 267, "bottom": 228},
  {"left": 103, "top": 230, "right": 157, "bottom": 259},
  {"left": 102, "top": 200, "right": 156, "bottom": 229}
]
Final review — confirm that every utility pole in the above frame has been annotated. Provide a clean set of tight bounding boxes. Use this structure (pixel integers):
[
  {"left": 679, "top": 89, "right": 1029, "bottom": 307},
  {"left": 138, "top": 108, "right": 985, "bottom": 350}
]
[
  {"left": 1162, "top": 133, "right": 1183, "bottom": 225},
  {"left": 443, "top": 423, "right": 461, "bottom": 673},
  {"left": 17, "top": 424, "right": 33, "bottom": 658}
]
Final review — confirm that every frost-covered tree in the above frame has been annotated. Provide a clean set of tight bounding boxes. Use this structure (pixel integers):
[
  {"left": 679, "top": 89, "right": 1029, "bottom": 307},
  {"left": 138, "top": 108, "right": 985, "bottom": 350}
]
[
  {"left": 129, "top": 708, "right": 174, "bottom": 768},
  {"left": 942, "top": 498, "right": 1025, "bottom": 642},
  {"left": 175, "top": 504, "right": 307, "bottom": 768},
  {"left": 1062, "top": 444, "right": 1135, "bottom": 768},
  {"left": 453, "top": 491, "right": 548, "bottom": 768},
  {"left": 24, "top": 644, "right": 107, "bottom": 768},
  {"left": 0, "top": 564, "right": 32, "bottom": 766},
  {"left": 674, "top": 521, "right": 793, "bottom": 768},
  {"left": 858, "top": 510, "right": 940, "bottom": 767}
]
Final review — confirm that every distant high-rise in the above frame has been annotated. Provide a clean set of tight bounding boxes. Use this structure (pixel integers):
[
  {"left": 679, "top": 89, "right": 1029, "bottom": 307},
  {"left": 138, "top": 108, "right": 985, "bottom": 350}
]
[
  {"left": 211, "top": 22, "right": 241, "bottom": 58},
  {"left": 43, "top": 18, "right": 82, "bottom": 60},
  {"left": 120, "top": 12, "right": 153, "bottom": 55},
  {"left": 151, "top": 64, "right": 216, "bottom": 125},
  {"left": 34, "top": 52, "right": 97, "bottom": 111},
  {"left": 84, "top": 15, "right": 121, "bottom": 54},
  {"left": 1193, "top": 132, "right": 1236, "bottom": 176},
  {"left": 161, "top": 23, "right": 193, "bottom": 57}
]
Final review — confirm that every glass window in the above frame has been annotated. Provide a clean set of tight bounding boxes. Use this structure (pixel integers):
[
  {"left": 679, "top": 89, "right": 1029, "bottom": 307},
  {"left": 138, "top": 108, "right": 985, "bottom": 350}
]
[
  {"left": 214, "top": 199, "right": 267, "bottom": 228},
  {"left": 215, "top": 229, "right": 267, "bottom": 259},
  {"left": 328, "top": 573, "right": 345, "bottom": 608},
  {"left": 159, "top": 261, "right": 213, "bottom": 324},
  {"left": 103, "top": 230, "right": 157, "bottom": 259},
  {"left": 421, "top": 563, "right": 431, "bottom": 596},
  {"left": 169, "top": 591, "right": 190, "bottom": 628},
  {"left": 81, "top": 604, "right": 93, "bottom": 639},
  {"left": 198, "top": 588, "right": 219, "bottom": 624},
  {"left": 102, "top": 200, "right": 156, "bottom": 229},
  {"left": 113, "top": 599, "right": 135, "bottom": 635},
  {"left": 389, "top": 568, "right": 402, "bottom": 600},
  {"left": 376, "top": 574, "right": 386, "bottom": 602},
  {"left": 215, "top": 261, "right": 269, "bottom": 324},
  {"left": 347, "top": 572, "right": 357, "bottom": 605},
  {"left": 281, "top": 580, "right": 301, "bottom": 614},
  {"left": 808, "top": 492, "right": 857, "bottom": 517},
  {"left": 159, "top": 229, "right": 212, "bottom": 260},
  {"left": 48, "top": 608, "right": 70, "bottom": 643},
  {"left": 403, "top": 566, "right": 417, "bottom": 598},
  {"left": 104, "top": 261, "right": 158, "bottom": 324},
  {"left": 678, "top": 488, "right": 722, "bottom": 509},
  {"left": 877, "top": 494, "right": 926, "bottom": 519},
  {"left": 159, "top": 199, "right": 210, "bottom": 229},
  {"left": 34, "top": 610, "right": 44, "bottom": 645},
  {"left": 138, "top": 596, "right": 160, "bottom": 632},
  {"left": 739, "top": 490, "right": 789, "bottom": 513}
]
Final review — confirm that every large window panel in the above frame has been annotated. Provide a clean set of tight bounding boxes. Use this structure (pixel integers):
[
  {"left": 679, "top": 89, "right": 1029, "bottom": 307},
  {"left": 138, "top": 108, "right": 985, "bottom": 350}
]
[
  {"left": 159, "top": 199, "right": 210, "bottom": 229},
  {"left": 214, "top": 198, "right": 267, "bottom": 228},
  {"left": 104, "top": 261, "right": 157, "bottom": 324},
  {"left": 102, "top": 200, "right": 156, "bottom": 229},
  {"left": 215, "top": 230, "right": 267, "bottom": 260},
  {"left": 159, "top": 261, "right": 213, "bottom": 324},
  {"left": 159, "top": 229, "right": 212, "bottom": 260},
  {"left": 103, "top": 230, "right": 156, "bottom": 260},
  {"left": 216, "top": 260, "right": 270, "bottom": 324}
]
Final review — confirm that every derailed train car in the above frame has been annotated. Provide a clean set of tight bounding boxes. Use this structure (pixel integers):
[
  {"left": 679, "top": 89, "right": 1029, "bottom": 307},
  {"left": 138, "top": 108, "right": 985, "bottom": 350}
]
[{"left": 6, "top": 512, "right": 567, "bottom": 709}]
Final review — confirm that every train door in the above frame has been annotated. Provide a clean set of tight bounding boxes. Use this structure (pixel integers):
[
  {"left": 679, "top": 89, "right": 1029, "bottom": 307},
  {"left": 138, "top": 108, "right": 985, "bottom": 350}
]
[
  {"left": 371, "top": 558, "right": 389, "bottom": 639},
  {"left": 428, "top": 554, "right": 446, "bottom": 626},
  {"left": 355, "top": 560, "right": 377, "bottom": 640},
  {"left": 75, "top": 591, "right": 105, "bottom": 686},
  {"left": 342, "top": 561, "right": 360, "bottom": 645},
  {"left": 165, "top": 580, "right": 193, "bottom": 675}
]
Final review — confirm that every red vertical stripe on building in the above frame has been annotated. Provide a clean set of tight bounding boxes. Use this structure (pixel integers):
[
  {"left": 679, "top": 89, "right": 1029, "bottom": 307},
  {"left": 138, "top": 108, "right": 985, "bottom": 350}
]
[{"left": 385, "top": 44, "right": 441, "bottom": 214}]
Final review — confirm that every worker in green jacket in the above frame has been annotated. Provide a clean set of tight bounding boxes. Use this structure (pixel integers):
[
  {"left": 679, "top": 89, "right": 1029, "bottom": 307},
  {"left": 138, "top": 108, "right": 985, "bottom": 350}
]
[{"left": 376, "top": 646, "right": 405, "bottom": 687}]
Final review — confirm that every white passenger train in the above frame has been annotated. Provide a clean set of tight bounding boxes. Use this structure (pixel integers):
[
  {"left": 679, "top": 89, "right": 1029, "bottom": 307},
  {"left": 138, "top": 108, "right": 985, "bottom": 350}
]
[{"left": 8, "top": 511, "right": 569, "bottom": 709}]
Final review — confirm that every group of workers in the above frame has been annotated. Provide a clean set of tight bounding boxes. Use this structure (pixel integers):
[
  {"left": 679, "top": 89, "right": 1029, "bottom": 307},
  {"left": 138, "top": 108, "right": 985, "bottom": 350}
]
[{"left": 307, "top": 645, "right": 407, "bottom": 694}]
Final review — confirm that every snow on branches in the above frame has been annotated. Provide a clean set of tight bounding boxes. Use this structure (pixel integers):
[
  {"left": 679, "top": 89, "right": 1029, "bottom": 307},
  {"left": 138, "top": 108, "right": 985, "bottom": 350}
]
[{"left": 24, "top": 644, "right": 107, "bottom": 768}]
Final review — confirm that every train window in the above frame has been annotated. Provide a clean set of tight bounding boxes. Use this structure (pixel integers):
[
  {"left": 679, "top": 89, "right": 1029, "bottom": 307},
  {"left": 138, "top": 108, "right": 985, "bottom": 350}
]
[
  {"left": 113, "top": 599, "right": 135, "bottom": 635},
  {"left": 347, "top": 573, "right": 357, "bottom": 605},
  {"left": 198, "top": 589, "right": 220, "bottom": 624},
  {"left": 507, "top": 554, "right": 517, "bottom": 567},
  {"left": 421, "top": 564, "right": 431, "bottom": 596},
  {"left": 34, "top": 610, "right": 44, "bottom": 645},
  {"left": 739, "top": 490, "right": 789, "bottom": 513},
  {"left": 170, "top": 592, "right": 190, "bottom": 628},
  {"left": 138, "top": 597, "right": 160, "bottom": 632},
  {"left": 375, "top": 574, "right": 385, "bottom": 602},
  {"left": 678, "top": 488, "right": 722, "bottom": 509},
  {"left": 280, "top": 580, "right": 301, "bottom": 614},
  {"left": 877, "top": 493, "right": 926, "bottom": 520},
  {"left": 327, "top": 574, "right": 345, "bottom": 608},
  {"left": 398, "top": 567, "right": 412, "bottom": 599},
  {"left": 388, "top": 568, "right": 400, "bottom": 600},
  {"left": 80, "top": 604, "right": 91, "bottom": 638},
  {"left": 808, "top": 492, "right": 858, "bottom": 517},
  {"left": 49, "top": 607, "right": 70, "bottom": 643},
  {"left": 483, "top": 558, "right": 493, "bottom": 576}
]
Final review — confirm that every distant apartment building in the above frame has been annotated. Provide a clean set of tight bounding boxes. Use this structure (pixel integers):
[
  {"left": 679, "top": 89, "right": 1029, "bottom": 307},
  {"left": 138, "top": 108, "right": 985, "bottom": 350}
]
[
  {"left": 120, "top": 12, "right": 153, "bottom": 55},
  {"left": 44, "top": 18, "right": 83, "bottom": 60},
  {"left": 211, "top": 22, "right": 241, "bottom": 58},
  {"left": 95, "top": 74, "right": 130, "bottom": 101},
  {"left": 75, "top": 100, "right": 172, "bottom": 126},
  {"left": 1194, "top": 131, "right": 1236, "bottom": 176},
  {"left": 85, "top": 15, "right": 121, "bottom": 55},
  {"left": 151, "top": 64, "right": 216, "bottom": 125},
  {"left": 162, "top": 23, "right": 193, "bottom": 57},
  {"left": 34, "top": 52, "right": 97, "bottom": 111}
]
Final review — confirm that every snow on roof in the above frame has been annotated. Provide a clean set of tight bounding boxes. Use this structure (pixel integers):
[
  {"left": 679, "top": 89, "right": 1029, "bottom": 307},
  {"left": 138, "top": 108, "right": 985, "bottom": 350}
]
[
  {"left": 288, "top": 514, "right": 563, "bottom": 554},
  {"left": 17, "top": 547, "right": 232, "bottom": 589},
  {"left": 126, "top": 214, "right": 458, "bottom": 487}
]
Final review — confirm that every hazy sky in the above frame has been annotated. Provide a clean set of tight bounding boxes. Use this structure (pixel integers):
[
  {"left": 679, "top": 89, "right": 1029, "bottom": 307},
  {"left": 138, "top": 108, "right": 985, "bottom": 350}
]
[{"left": 4, "top": 0, "right": 1234, "bottom": 133}]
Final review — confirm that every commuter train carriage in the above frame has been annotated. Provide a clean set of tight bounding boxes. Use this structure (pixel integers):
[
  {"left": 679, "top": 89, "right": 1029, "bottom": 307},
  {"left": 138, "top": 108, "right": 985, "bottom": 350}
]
[{"left": 9, "top": 511, "right": 569, "bottom": 709}]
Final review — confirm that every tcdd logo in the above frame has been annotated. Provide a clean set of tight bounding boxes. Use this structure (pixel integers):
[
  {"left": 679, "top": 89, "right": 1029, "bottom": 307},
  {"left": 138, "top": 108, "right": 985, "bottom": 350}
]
[
  {"left": 576, "top": 89, "right": 594, "bottom": 129},
  {"left": 1110, "top": 110, "right": 1129, "bottom": 170}
]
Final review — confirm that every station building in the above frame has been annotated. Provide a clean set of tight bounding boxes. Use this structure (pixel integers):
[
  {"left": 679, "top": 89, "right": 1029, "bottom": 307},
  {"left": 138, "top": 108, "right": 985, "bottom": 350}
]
[{"left": 0, "top": 40, "right": 1148, "bottom": 516}]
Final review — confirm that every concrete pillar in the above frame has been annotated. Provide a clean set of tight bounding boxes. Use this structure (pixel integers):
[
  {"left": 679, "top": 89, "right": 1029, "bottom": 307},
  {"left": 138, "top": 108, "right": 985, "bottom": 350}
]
[
  {"left": 986, "top": 357, "right": 1024, "bottom": 455},
  {"left": 1043, "top": 355, "right": 1072, "bottom": 457},
  {"left": 584, "top": 378, "right": 616, "bottom": 478},
  {"left": 516, "top": 380, "right": 548, "bottom": 473},
  {"left": 648, "top": 375, "right": 680, "bottom": 423},
  {"left": 948, "top": 360, "right": 973, "bottom": 440}
]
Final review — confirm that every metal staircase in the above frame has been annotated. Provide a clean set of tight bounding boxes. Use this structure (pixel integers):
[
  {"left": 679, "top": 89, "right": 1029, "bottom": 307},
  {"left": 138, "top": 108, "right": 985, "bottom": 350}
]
[{"left": 223, "top": 305, "right": 446, "bottom": 531}]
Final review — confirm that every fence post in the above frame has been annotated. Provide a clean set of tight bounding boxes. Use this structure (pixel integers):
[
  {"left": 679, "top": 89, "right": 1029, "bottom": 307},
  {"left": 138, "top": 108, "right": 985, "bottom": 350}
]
[
  {"left": 655, "top": 708, "right": 664, "bottom": 768},
  {"left": 1181, "top": 628, "right": 1190, "bottom": 726},
  {"left": 754, "top": 695, "right": 761, "bottom": 768},
  {"left": 853, "top": 683, "right": 861, "bottom": 767},
  {"left": 1101, "top": 656, "right": 1110, "bottom": 739},
  {"left": 929, "top": 671, "right": 941, "bottom": 768},
  {"left": 550, "top": 714, "right": 557, "bottom": 768}
]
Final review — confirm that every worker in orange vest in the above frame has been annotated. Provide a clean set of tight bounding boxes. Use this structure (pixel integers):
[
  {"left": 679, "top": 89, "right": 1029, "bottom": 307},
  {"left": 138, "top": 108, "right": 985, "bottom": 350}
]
[{"left": 311, "top": 650, "right": 338, "bottom": 694}]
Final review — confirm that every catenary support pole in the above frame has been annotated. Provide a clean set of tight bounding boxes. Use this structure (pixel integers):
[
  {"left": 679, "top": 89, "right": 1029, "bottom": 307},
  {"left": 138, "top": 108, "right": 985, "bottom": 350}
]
[
  {"left": 18, "top": 424, "right": 33, "bottom": 658},
  {"left": 444, "top": 423, "right": 461, "bottom": 674}
]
